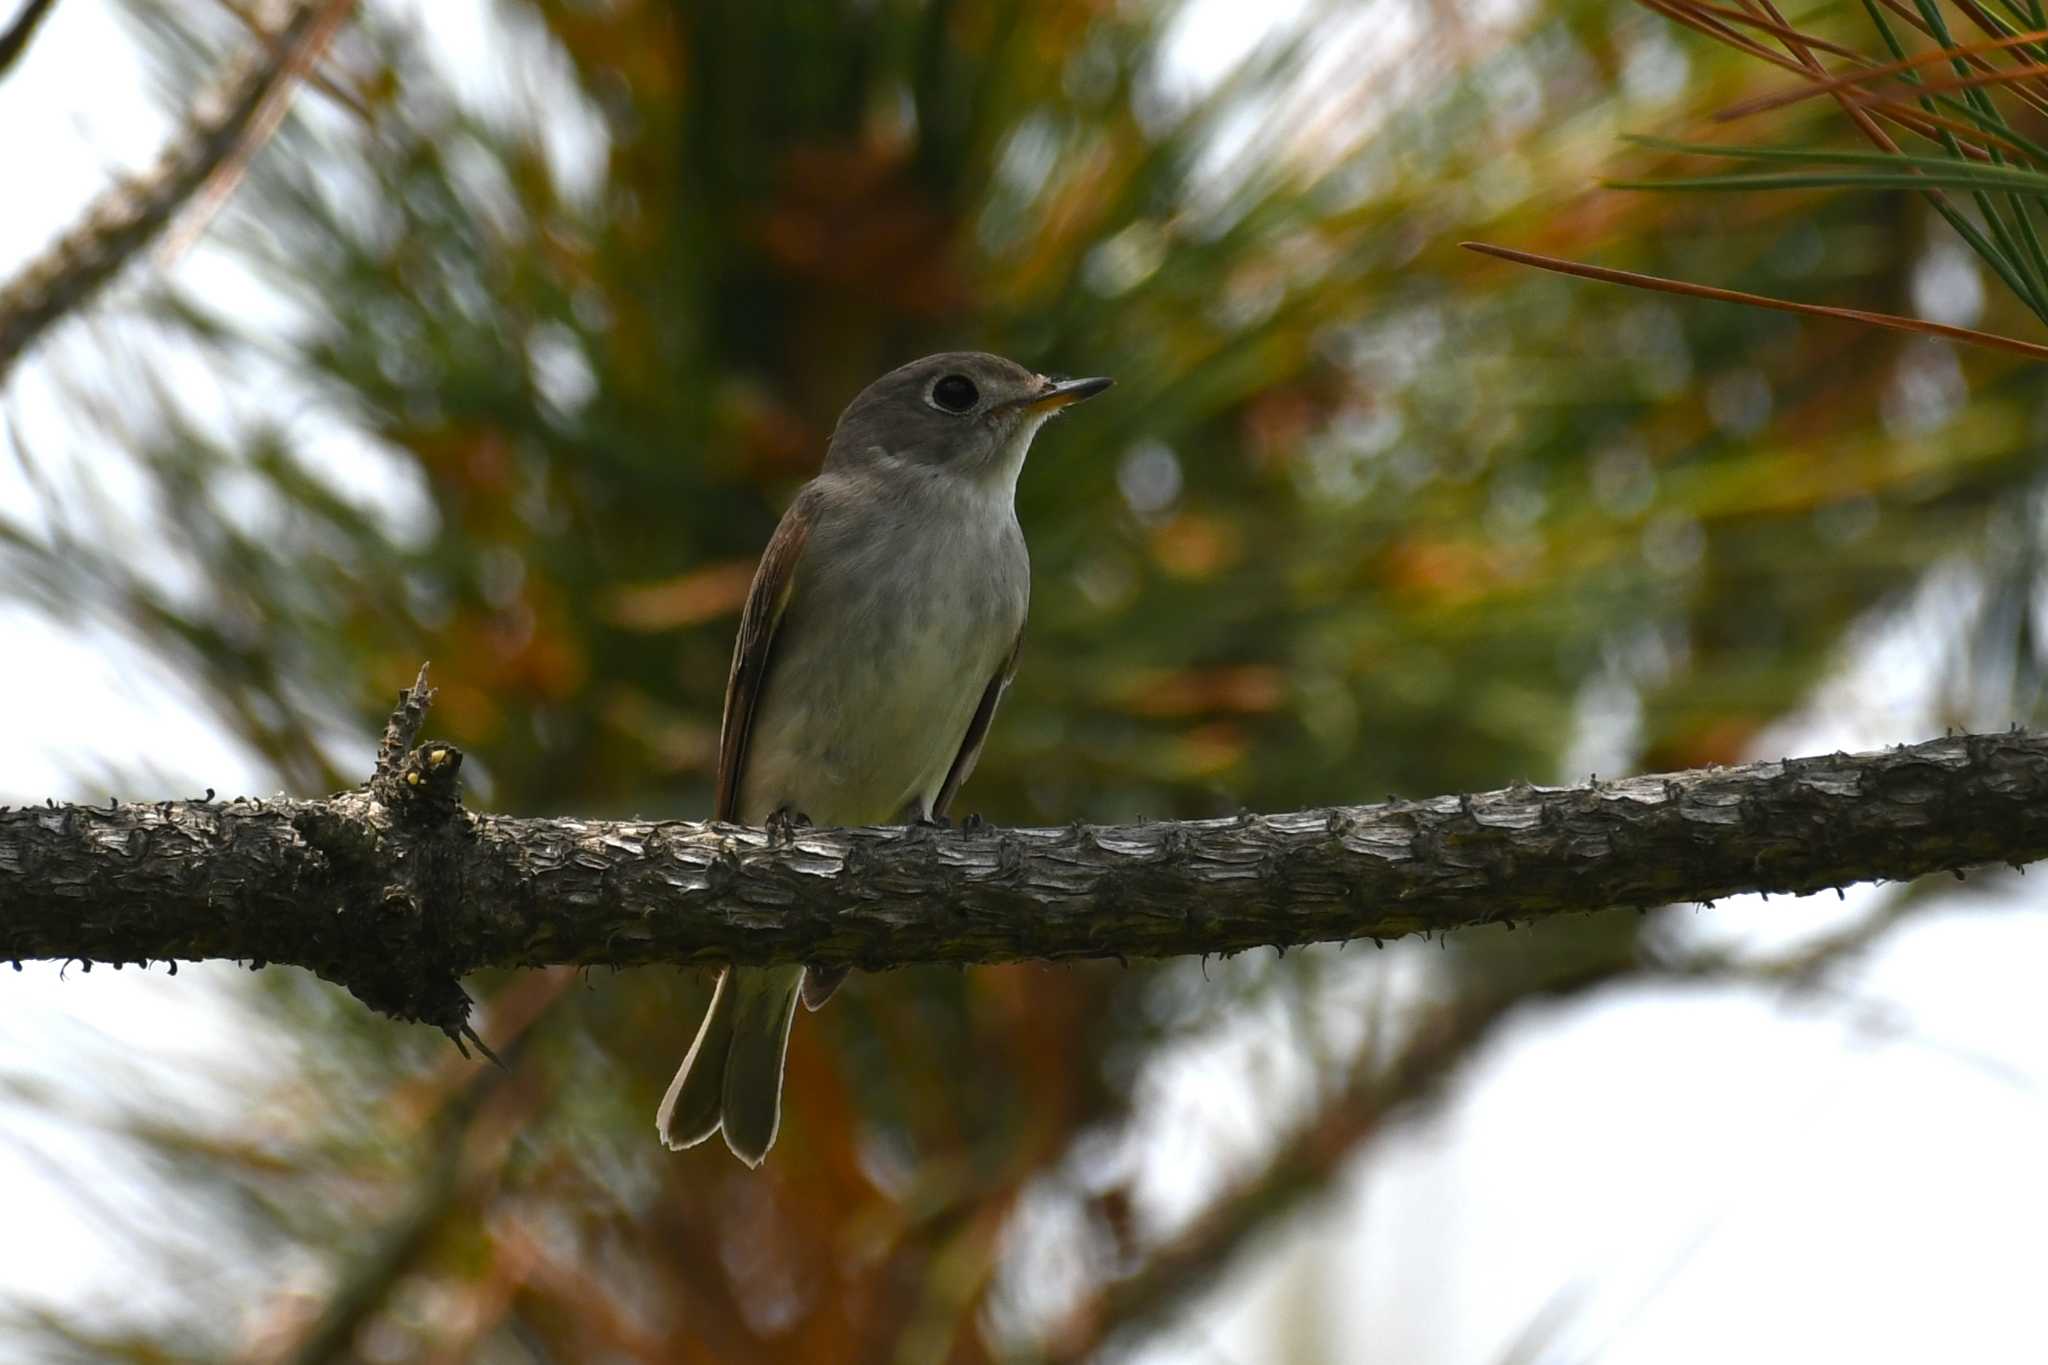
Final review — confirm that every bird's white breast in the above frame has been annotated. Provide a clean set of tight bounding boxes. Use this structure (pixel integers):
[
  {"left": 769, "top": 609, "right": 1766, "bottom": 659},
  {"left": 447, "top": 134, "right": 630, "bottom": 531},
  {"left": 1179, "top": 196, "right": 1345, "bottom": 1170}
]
[{"left": 734, "top": 470, "right": 1028, "bottom": 828}]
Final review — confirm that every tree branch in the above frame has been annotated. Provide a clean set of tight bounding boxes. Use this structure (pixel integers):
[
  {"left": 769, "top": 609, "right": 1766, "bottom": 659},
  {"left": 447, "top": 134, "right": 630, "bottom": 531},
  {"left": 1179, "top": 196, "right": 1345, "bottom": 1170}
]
[
  {"left": 0, "top": 0, "right": 351, "bottom": 380},
  {"left": 0, "top": 0, "right": 60, "bottom": 84},
  {"left": 3, "top": 669, "right": 2046, "bottom": 1040},
  {"left": 1044, "top": 955, "right": 1631, "bottom": 1362},
  {"left": 1037, "top": 880, "right": 1952, "bottom": 1364}
]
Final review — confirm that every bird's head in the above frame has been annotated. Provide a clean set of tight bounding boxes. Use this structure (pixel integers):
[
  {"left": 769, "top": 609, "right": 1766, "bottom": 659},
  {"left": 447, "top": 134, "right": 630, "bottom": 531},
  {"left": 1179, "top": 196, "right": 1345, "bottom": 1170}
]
[{"left": 824, "top": 351, "right": 1112, "bottom": 491}]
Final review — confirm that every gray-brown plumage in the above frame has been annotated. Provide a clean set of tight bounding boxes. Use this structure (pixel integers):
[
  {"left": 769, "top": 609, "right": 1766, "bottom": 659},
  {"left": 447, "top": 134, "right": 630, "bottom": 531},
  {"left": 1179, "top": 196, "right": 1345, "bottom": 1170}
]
[{"left": 657, "top": 352, "right": 1112, "bottom": 1165}]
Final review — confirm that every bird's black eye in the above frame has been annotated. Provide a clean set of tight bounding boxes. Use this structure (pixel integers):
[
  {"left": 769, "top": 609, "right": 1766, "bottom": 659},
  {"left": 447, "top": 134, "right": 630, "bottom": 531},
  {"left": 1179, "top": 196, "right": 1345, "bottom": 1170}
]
[{"left": 929, "top": 374, "right": 980, "bottom": 413}]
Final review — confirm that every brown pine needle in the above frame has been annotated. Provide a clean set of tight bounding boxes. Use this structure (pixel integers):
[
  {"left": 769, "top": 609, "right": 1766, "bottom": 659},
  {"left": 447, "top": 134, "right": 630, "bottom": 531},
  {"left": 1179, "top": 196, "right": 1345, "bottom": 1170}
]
[
  {"left": 1461, "top": 242, "right": 2048, "bottom": 363},
  {"left": 1713, "top": 29, "right": 2048, "bottom": 120},
  {"left": 1732, "top": 0, "right": 1916, "bottom": 171},
  {"left": 1870, "top": 0, "right": 2048, "bottom": 101},
  {"left": 1847, "top": 62, "right": 2048, "bottom": 107},
  {"left": 1852, "top": 102, "right": 2008, "bottom": 160},
  {"left": 1637, "top": 0, "right": 1816, "bottom": 79},
  {"left": 1666, "top": 0, "right": 1872, "bottom": 63}
]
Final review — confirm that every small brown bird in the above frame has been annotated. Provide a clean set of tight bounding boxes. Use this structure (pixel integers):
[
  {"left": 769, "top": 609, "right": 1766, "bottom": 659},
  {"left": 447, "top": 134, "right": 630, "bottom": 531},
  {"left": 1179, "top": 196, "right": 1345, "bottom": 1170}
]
[{"left": 657, "top": 352, "right": 1112, "bottom": 1165}]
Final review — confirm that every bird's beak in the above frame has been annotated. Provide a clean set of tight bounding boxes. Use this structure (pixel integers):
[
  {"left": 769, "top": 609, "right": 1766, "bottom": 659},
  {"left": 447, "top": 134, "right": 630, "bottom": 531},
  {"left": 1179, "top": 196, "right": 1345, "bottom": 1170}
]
[{"left": 1020, "top": 374, "right": 1114, "bottom": 413}]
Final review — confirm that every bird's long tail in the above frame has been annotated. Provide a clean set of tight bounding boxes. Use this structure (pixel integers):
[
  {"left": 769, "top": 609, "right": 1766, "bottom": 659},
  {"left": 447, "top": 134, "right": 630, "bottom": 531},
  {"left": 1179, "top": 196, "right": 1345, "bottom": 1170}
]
[{"left": 656, "top": 964, "right": 806, "bottom": 1166}]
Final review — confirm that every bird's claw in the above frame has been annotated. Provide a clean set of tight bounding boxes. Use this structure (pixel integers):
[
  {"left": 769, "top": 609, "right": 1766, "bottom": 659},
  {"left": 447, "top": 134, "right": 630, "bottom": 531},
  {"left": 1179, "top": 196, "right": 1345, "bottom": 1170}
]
[{"left": 767, "top": 807, "right": 813, "bottom": 845}]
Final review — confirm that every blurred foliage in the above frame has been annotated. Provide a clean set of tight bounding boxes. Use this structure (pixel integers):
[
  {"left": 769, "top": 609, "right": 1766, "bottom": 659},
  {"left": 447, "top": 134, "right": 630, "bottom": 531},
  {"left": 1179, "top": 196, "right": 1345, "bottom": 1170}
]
[
  {"left": 1501, "top": 1, "right": 2048, "bottom": 363},
  {"left": 5, "top": 0, "right": 2048, "bottom": 1361}
]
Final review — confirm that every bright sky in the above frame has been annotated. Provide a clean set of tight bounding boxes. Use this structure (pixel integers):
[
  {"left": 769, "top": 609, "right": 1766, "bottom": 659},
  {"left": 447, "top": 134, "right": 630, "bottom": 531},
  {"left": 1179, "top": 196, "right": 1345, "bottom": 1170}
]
[{"left": 2, "top": 4, "right": 2047, "bottom": 1362}]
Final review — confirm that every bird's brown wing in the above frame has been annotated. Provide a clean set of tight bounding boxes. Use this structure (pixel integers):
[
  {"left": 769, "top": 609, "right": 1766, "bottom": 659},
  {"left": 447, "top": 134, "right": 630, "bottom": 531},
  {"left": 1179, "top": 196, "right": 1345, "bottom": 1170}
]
[
  {"left": 716, "top": 493, "right": 814, "bottom": 824},
  {"left": 932, "top": 627, "right": 1024, "bottom": 821}
]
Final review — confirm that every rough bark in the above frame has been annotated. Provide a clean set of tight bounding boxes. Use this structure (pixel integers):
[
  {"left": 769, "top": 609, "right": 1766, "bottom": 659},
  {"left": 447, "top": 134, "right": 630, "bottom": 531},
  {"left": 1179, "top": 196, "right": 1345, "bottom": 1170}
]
[{"left": 3, "top": 668, "right": 2045, "bottom": 1040}]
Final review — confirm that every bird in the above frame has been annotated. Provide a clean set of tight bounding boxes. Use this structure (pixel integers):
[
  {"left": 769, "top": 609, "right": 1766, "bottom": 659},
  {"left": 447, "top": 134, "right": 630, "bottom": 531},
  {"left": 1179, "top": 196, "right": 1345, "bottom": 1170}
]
[{"left": 656, "top": 351, "right": 1113, "bottom": 1165}]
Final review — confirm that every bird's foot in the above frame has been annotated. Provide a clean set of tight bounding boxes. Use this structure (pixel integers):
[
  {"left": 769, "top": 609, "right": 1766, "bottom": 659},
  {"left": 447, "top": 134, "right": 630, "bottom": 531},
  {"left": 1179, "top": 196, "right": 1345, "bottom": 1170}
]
[
  {"left": 960, "top": 812, "right": 988, "bottom": 833},
  {"left": 767, "top": 806, "right": 813, "bottom": 845}
]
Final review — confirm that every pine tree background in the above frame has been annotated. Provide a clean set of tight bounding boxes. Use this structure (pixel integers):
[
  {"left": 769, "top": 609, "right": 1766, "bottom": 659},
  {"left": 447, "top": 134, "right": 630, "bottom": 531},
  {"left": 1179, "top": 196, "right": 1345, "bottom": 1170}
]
[{"left": 2, "top": 2, "right": 2046, "bottom": 1360}]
